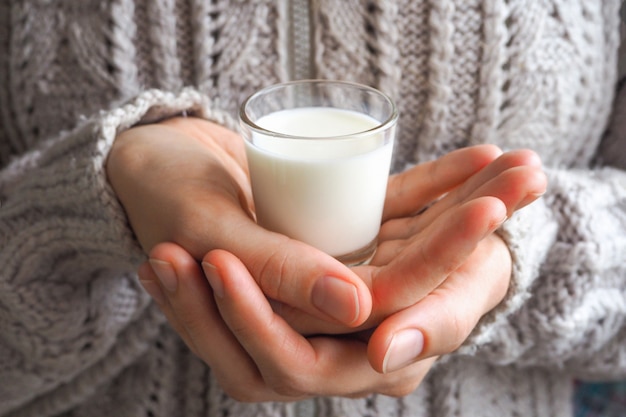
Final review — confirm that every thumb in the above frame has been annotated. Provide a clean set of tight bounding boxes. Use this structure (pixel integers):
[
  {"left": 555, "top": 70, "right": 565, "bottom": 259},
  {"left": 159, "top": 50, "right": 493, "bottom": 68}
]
[
  {"left": 204, "top": 238, "right": 373, "bottom": 328},
  {"left": 366, "top": 234, "right": 511, "bottom": 373}
]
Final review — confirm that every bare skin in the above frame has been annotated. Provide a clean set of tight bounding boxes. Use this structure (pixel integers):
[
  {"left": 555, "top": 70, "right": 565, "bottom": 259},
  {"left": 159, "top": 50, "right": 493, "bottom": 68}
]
[{"left": 107, "top": 116, "right": 547, "bottom": 400}]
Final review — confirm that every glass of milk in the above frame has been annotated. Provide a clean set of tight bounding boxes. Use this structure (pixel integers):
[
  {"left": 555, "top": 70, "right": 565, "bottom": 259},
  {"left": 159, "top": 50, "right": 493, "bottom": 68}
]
[{"left": 239, "top": 80, "right": 397, "bottom": 266}]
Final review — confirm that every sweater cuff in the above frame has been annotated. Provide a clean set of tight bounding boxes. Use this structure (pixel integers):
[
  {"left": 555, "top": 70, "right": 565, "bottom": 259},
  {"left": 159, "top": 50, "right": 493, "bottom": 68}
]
[
  {"left": 94, "top": 87, "right": 239, "bottom": 263},
  {"left": 455, "top": 197, "right": 558, "bottom": 360},
  {"left": 0, "top": 88, "right": 238, "bottom": 414}
]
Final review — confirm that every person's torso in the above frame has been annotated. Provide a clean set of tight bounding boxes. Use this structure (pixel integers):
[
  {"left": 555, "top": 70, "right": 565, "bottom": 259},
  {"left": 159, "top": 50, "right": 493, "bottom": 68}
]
[{"left": 0, "top": 0, "right": 619, "bottom": 170}]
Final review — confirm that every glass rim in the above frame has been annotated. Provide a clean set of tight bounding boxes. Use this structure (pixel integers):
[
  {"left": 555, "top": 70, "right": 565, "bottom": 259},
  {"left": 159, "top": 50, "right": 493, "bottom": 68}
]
[{"left": 239, "top": 79, "right": 398, "bottom": 141}]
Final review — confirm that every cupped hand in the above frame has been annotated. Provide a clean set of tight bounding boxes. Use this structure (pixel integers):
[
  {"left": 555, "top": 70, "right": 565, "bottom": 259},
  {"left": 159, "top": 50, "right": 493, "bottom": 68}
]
[
  {"left": 360, "top": 148, "right": 545, "bottom": 372},
  {"left": 268, "top": 147, "right": 546, "bottom": 335},
  {"left": 139, "top": 243, "right": 436, "bottom": 401},
  {"left": 112, "top": 116, "right": 546, "bottom": 380},
  {"left": 107, "top": 117, "right": 372, "bottom": 327},
  {"left": 366, "top": 147, "right": 546, "bottom": 313},
  {"left": 108, "top": 117, "right": 540, "bottom": 334},
  {"left": 199, "top": 146, "right": 544, "bottom": 375},
  {"left": 199, "top": 200, "right": 513, "bottom": 374},
  {"left": 366, "top": 233, "right": 511, "bottom": 373}
]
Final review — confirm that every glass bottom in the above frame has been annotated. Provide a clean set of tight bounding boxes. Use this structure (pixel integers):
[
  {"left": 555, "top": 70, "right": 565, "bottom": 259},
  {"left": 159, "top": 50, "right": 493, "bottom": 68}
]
[{"left": 334, "top": 238, "right": 377, "bottom": 266}]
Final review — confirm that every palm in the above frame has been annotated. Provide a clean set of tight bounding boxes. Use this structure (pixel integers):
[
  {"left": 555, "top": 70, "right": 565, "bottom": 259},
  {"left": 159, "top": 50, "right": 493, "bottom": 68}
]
[
  {"left": 128, "top": 121, "right": 546, "bottom": 391},
  {"left": 268, "top": 146, "right": 545, "bottom": 335}
]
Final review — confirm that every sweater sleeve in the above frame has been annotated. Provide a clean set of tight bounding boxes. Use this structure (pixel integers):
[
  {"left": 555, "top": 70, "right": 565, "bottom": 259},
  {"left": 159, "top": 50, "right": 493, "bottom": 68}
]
[
  {"left": 0, "top": 88, "right": 236, "bottom": 416},
  {"left": 457, "top": 85, "right": 626, "bottom": 380}
]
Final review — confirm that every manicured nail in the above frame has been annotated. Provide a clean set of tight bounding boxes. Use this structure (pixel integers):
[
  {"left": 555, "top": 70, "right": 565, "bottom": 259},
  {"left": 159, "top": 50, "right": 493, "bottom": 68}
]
[
  {"left": 202, "top": 261, "right": 224, "bottom": 298},
  {"left": 382, "top": 329, "right": 424, "bottom": 374},
  {"left": 311, "top": 276, "right": 360, "bottom": 325},
  {"left": 139, "top": 279, "right": 166, "bottom": 305},
  {"left": 149, "top": 259, "right": 178, "bottom": 293}
]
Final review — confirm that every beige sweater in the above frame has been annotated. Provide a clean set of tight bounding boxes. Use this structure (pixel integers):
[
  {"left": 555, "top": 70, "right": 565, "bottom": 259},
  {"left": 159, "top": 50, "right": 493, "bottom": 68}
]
[{"left": 1, "top": 1, "right": 625, "bottom": 416}]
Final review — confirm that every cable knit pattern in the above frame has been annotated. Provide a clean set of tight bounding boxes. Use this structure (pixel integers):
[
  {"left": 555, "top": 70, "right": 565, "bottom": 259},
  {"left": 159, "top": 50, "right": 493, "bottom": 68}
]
[
  {"left": 0, "top": 1, "right": 625, "bottom": 416},
  {"left": 469, "top": 0, "right": 507, "bottom": 146},
  {"left": 0, "top": 88, "right": 237, "bottom": 416}
]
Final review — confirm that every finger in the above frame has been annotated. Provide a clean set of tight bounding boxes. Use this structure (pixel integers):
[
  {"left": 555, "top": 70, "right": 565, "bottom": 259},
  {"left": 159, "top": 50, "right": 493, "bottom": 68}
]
[
  {"left": 144, "top": 242, "right": 356, "bottom": 337},
  {"left": 367, "top": 196, "right": 508, "bottom": 315},
  {"left": 383, "top": 144, "right": 502, "bottom": 220},
  {"left": 379, "top": 150, "right": 546, "bottom": 241},
  {"left": 367, "top": 235, "right": 511, "bottom": 373},
  {"left": 206, "top": 232, "right": 373, "bottom": 328},
  {"left": 145, "top": 243, "right": 289, "bottom": 402},
  {"left": 204, "top": 249, "right": 435, "bottom": 398},
  {"left": 115, "top": 122, "right": 372, "bottom": 328},
  {"left": 137, "top": 260, "right": 200, "bottom": 357},
  {"left": 468, "top": 165, "right": 547, "bottom": 217},
  {"left": 411, "top": 149, "right": 543, "bottom": 225},
  {"left": 176, "top": 190, "right": 373, "bottom": 327}
]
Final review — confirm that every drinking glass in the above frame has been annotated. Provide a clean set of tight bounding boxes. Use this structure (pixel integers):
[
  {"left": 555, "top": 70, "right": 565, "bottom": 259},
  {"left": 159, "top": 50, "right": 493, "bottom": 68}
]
[{"left": 239, "top": 80, "right": 397, "bottom": 265}]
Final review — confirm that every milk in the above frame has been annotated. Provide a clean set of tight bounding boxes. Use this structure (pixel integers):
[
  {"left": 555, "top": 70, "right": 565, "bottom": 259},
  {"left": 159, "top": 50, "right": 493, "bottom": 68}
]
[{"left": 245, "top": 107, "right": 394, "bottom": 257}]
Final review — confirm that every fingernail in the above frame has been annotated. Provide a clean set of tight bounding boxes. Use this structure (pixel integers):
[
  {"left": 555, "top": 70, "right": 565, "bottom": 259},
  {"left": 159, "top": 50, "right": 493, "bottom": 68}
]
[
  {"left": 311, "top": 276, "right": 360, "bottom": 325},
  {"left": 139, "top": 279, "right": 166, "bottom": 305},
  {"left": 487, "top": 210, "right": 509, "bottom": 236},
  {"left": 382, "top": 329, "right": 424, "bottom": 374},
  {"left": 202, "top": 261, "right": 224, "bottom": 298},
  {"left": 519, "top": 190, "right": 546, "bottom": 208},
  {"left": 494, "top": 214, "right": 509, "bottom": 230},
  {"left": 149, "top": 259, "right": 178, "bottom": 293}
]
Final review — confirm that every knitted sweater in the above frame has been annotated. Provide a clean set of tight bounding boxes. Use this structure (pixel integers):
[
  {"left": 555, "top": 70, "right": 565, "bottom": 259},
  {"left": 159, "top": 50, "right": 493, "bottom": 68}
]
[{"left": 1, "top": 1, "right": 625, "bottom": 416}]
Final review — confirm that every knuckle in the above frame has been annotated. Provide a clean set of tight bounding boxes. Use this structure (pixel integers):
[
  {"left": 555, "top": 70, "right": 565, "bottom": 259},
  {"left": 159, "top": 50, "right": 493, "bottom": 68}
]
[
  {"left": 431, "top": 291, "right": 476, "bottom": 353},
  {"left": 254, "top": 239, "right": 293, "bottom": 299},
  {"left": 446, "top": 307, "right": 475, "bottom": 352},
  {"left": 374, "top": 238, "right": 404, "bottom": 259},
  {"left": 393, "top": 168, "right": 414, "bottom": 199}
]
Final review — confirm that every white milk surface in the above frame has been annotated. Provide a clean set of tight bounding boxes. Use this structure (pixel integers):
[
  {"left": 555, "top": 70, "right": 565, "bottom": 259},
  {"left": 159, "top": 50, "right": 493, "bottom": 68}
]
[{"left": 245, "top": 107, "right": 394, "bottom": 257}]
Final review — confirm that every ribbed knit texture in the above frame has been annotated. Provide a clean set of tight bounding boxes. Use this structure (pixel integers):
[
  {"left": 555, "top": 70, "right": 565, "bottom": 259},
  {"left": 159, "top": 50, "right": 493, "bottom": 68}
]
[{"left": 1, "top": 1, "right": 625, "bottom": 416}]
